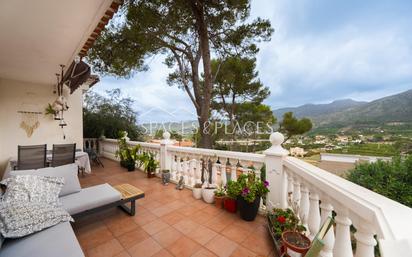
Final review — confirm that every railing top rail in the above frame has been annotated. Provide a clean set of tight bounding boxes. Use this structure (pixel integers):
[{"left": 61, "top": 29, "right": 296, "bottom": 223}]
[
  {"left": 101, "top": 138, "right": 161, "bottom": 149},
  {"left": 284, "top": 156, "right": 412, "bottom": 241},
  {"left": 167, "top": 145, "right": 265, "bottom": 163}
]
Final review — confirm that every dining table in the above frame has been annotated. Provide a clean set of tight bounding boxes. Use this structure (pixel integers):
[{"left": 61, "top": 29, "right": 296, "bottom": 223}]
[{"left": 3, "top": 151, "right": 91, "bottom": 179}]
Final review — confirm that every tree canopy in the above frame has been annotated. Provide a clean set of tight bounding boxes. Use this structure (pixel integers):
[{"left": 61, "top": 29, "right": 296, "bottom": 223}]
[
  {"left": 347, "top": 156, "right": 412, "bottom": 207},
  {"left": 279, "top": 112, "right": 313, "bottom": 141},
  {"left": 88, "top": 0, "right": 273, "bottom": 148},
  {"left": 83, "top": 89, "right": 144, "bottom": 141}
]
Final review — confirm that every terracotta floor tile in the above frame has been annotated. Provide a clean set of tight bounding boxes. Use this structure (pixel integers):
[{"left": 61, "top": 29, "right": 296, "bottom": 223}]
[
  {"left": 127, "top": 237, "right": 162, "bottom": 257},
  {"left": 117, "top": 228, "right": 150, "bottom": 249},
  {"left": 151, "top": 205, "right": 175, "bottom": 217},
  {"left": 151, "top": 249, "right": 174, "bottom": 257},
  {"left": 191, "top": 210, "right": 214, "bottom": 224},
  {"left": 161, "top": 212, "right": 185, "bottom": 225},
  {"left": 114, "top": 251, "right": 132, "bottom": 257},
  {"left": 76, "top": 222, "right": 114, "bottom": 250},
  {"left": 178, "top": 205, "right": 199, "bottom": 216},
  {"left": 204, "top": 216, "right": 233, "bottom": 233},
  {"left": 166, "top": 236, "right": 201, "bottom": 257},
  {"left": 229, "top": 246, "right": 258, "bottom": 257},
  {"left": 221, "top": 225, "right": 251, "bottom": 244},
  {"left": 142, "top": 219, "right": 170, "bottom": 235},
  {"left": 152, "top": 226, "right": 183, "bottom": 248},
  {"left": 133, "top": 212, "right": 158, "bottom": 227},
  {"left": 173, "top": 219, "right": 200, "bottom": 235},
  {"left": 87, "top": 239, "right": 124, "bottom": 257},
  {"left": 241, "top": 232, "right": 274, "bottom": 256},
  {"left": 106, "top": 217, "right": 139, "bottom": 237},
  {"left": 191, "top": 248, "right": 219, "bottom": 257},
  {"left": 187, "top": 225, "right": 218, "bottom": 245},
  {"left": 205, "top": 235, "right": 238, "bottom": 257}
]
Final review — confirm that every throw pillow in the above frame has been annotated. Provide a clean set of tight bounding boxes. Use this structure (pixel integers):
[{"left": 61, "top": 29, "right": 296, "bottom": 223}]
[
  {"left": 1, "top": 175, "right": 64, "bottom": 206},
  {"left": 0, "top": 201, "right": 73, "bottom": 238}
]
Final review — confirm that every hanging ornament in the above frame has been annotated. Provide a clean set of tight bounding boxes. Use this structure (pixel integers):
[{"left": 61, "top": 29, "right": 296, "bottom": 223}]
[{"left": 19, "top": 112, "right": 40, "bottom": 137}]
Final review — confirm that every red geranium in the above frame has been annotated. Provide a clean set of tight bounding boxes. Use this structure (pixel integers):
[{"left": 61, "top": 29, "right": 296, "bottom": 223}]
[{"left": 277, "top": 216, "right": 286, "bottom": 224}]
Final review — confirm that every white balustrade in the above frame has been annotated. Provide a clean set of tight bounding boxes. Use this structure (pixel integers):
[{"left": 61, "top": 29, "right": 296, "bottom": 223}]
[{"left": 308, "top": 191, "right": 321, "bottom": 240}]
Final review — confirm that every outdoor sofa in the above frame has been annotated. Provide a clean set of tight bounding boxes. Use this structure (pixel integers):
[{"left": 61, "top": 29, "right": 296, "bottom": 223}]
[{"left": 0, "top": 163, "right": 122, "bottom": 257}]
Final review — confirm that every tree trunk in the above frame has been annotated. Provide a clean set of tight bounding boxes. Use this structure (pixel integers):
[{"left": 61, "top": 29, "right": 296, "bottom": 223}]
[{"left": 191, "top": 0, "right": 213, "bottom": 149}]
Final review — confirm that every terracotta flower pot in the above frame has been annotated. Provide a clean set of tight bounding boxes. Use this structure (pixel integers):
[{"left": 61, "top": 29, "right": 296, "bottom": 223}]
[
  {"left": 214, "top": 196, "right": 224, "bottom": 209},
  {"left": 281, "top": 231, "right": 311, "bottom": 256},
  {"left": 224, "top": 197, "right": 237, "bottom": 213}
]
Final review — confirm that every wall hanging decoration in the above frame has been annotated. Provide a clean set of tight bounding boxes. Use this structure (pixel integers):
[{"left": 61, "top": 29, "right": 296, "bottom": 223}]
[{"left": 18, "top": 111, "right": 42, "bottom": 137}]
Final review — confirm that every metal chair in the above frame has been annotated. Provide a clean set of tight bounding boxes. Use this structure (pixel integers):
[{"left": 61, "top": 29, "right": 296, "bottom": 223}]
[
  {"left": 17, "top": 144, "right": 47, "bottom": 170},
  {"left": 51, "top": 143, "right": 76, "bottom": 167}
]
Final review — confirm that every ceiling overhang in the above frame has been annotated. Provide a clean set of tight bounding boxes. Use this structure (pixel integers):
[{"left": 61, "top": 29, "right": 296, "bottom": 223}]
[{"left": 0, "top": 0, "right": 121, "bottom": 86}]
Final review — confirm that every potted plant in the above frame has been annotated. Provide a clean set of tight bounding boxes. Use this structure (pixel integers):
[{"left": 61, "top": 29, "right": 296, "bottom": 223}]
[
  {"left": 224, "top": 180, "right": 240, "bottom": 213},
  {"left": 214, "top": 186, "right": 225, "bottom": 209},
  {"left": 201, "top": 159, "right": 215, "bottom": 204},
  {"left": 141, "top": 152, "right": 158, "bottom": 178},
  {"left": 161, "top": 169, "right": 170, "bottom": 185},
  {"left": 115, "top": 133, "right": 140, "bottom": 172},
  {"left": 193, "top": 183, "right": 202, "bottom": 199},
  {"left": 267, "top": 208, "right": 307, "bottom": 254},
  {"left": 236, "top": 173, "right": 269, "bottom": 221},
  {"left": 280, "top": 194, "right": 311, "bottom": 256}
]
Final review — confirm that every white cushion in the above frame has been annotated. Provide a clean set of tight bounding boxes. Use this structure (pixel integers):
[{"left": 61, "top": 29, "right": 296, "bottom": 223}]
[
  {"left": 8, "top": 164, "right": 81, "bottom": 197},
  {"left": 60, "top": 183, "right": 121, "bottom": 215}
]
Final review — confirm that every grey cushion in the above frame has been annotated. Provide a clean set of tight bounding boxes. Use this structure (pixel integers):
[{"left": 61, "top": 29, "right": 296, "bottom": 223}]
[
  {"left": 8, "top": 164, "right": 81, "bottom": 197},
  {"left": 0, "top": 221, "right": 84, "bottom": 257},
  {"left": 60, "top": 183, "right": 121, "bottom": 215}
]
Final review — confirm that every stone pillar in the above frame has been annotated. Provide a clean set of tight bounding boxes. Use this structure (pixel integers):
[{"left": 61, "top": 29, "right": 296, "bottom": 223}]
[
  {"left": 160, "top": 131, "right": 173, "bottom": 171},
  {"left": 263, "top": 132, "right": 289, "bottom": 209}
]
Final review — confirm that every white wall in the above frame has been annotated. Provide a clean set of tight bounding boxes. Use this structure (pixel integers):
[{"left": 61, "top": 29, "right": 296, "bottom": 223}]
[{"left": 0, "top": 78, "right": 85, "bottom": 176}]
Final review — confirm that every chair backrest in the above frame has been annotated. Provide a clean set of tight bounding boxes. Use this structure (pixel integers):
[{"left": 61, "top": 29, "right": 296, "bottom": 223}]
[
  {"left": 51, "top": 143, "right": 76, "bottom": 167},
  {"left": 17, "top": 144, "right": 47, "bottom": 170}
]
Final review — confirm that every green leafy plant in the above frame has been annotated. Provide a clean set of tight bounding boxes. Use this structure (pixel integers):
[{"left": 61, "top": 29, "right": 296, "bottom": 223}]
[
  {"left": 225, "top": 180, "right": 241, "bottom": 199},
  {"left": 237, "top": 173, "right": 270, "bottom": 203},
  {"left": 268, "top": 208, "right": 306, "bottom": 240},
  {"left": 347, "top": 155, "right": 412, "bottom": 207},
  {"left": 45, "top": 103, "right": 57, "bottom": 116},
  {"left": 140, "top": 152, "right": 159, "bottom": 173},
  {"left": 115, "top": 131, "right": 141, "bottom": 168},
  {"left": 214, "top": 186, "right": 225, "bottom": 197}
]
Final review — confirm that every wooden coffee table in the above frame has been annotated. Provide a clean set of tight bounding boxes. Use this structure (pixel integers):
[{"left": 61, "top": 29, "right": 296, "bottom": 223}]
[{"left": 114, "top": 184, "right": 145, "bottom": 216}]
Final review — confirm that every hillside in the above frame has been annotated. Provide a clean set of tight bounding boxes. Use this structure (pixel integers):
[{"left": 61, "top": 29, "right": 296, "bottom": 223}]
[
  {"left": 273, "top": 89, "right": 412, "bottom": 128},
  {"left": 273, "top": 99, "right": 367, "bottom": 119}
]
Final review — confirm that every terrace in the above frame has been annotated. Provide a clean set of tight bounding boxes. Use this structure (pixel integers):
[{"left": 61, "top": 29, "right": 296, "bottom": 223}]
[{"left": 74, "top": 158, "right": 273, "bottom": 257}]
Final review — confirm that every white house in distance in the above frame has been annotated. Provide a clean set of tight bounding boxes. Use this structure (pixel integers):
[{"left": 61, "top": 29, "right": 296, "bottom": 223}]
[{"left": 0, "top": 0, "right": 121, "bottom": 175}]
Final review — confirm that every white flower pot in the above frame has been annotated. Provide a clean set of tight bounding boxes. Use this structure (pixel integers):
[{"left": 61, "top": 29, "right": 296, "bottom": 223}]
[
  {"left": 192, "top": 188, "right": 202, "bottom": 200},
  {"left": 202, "top": 187, "right": 215, "bottom": 204}
]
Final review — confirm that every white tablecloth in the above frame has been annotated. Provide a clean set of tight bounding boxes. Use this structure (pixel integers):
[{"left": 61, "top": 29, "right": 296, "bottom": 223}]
[{"left": 3, "top": 151, "right": 91, "bottom": 179}]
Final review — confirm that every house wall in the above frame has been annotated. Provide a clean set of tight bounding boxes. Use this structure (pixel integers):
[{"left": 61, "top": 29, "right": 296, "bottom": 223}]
[{"left": 0, "top": 78, "right": 85, "bottom": 176}]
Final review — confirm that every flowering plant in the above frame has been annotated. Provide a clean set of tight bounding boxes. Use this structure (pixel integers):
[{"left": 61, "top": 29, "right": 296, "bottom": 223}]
[
  {"left": 268, "top": 208, "right": 306, "bottom": 240},
  {"left": 225, "top": 180, "right": 241, "bottom": 199},
  {"left": 237, "top": 173, "right": 270, "bottom": 203}
]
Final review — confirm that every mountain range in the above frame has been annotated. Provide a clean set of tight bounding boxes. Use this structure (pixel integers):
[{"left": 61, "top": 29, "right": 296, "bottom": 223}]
[{"left": 273, "top": 89, "right": 412, "bottom": 128}]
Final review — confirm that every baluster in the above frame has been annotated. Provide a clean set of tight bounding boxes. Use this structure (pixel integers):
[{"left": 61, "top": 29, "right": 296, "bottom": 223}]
[
  {"left": 220, "top": 160, "right": 227, "bottom": 186},
  {"left": 354, "top": 222, "right": 377, "bottom": 257},
  {"left": 300, "top": 184, "right": 310, "bottom": 231},
  {"left": 196, "top": 157, "right": 202, "bottom": 184},
  {"left": 176, "top": 155, "right": 182, "bottom": 180},
  {"left": 287, "top": 173, "right": 294, "bottom": 196},
  {"left": 319, "top": 199, "right": 335, "bottom": 257},
  {"left": 182, "top": 156, "right": 189, "bottom": 185},
  {"left": 333, "top": 208, "right": 353, "bottom": 257},
  {"left": 188, "top": 157, "right": 195, "bottom": 187},
  {"left": 308, "top": 191, "right": 321, "bottom": 240},
  {"left": 230, "top": 159, "right": 237, "bottom": 181},
  {"left": 292, "top": 178, "right": 301, "bottom": 207},
  {"left": 212, "top": 158, "right": 218, "bottom": 186}
]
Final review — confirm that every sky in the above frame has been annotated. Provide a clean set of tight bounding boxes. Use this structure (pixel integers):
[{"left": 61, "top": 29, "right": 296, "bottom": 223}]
[{"left": 93, "top": 0, "right": 412, "bottom": 123}]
